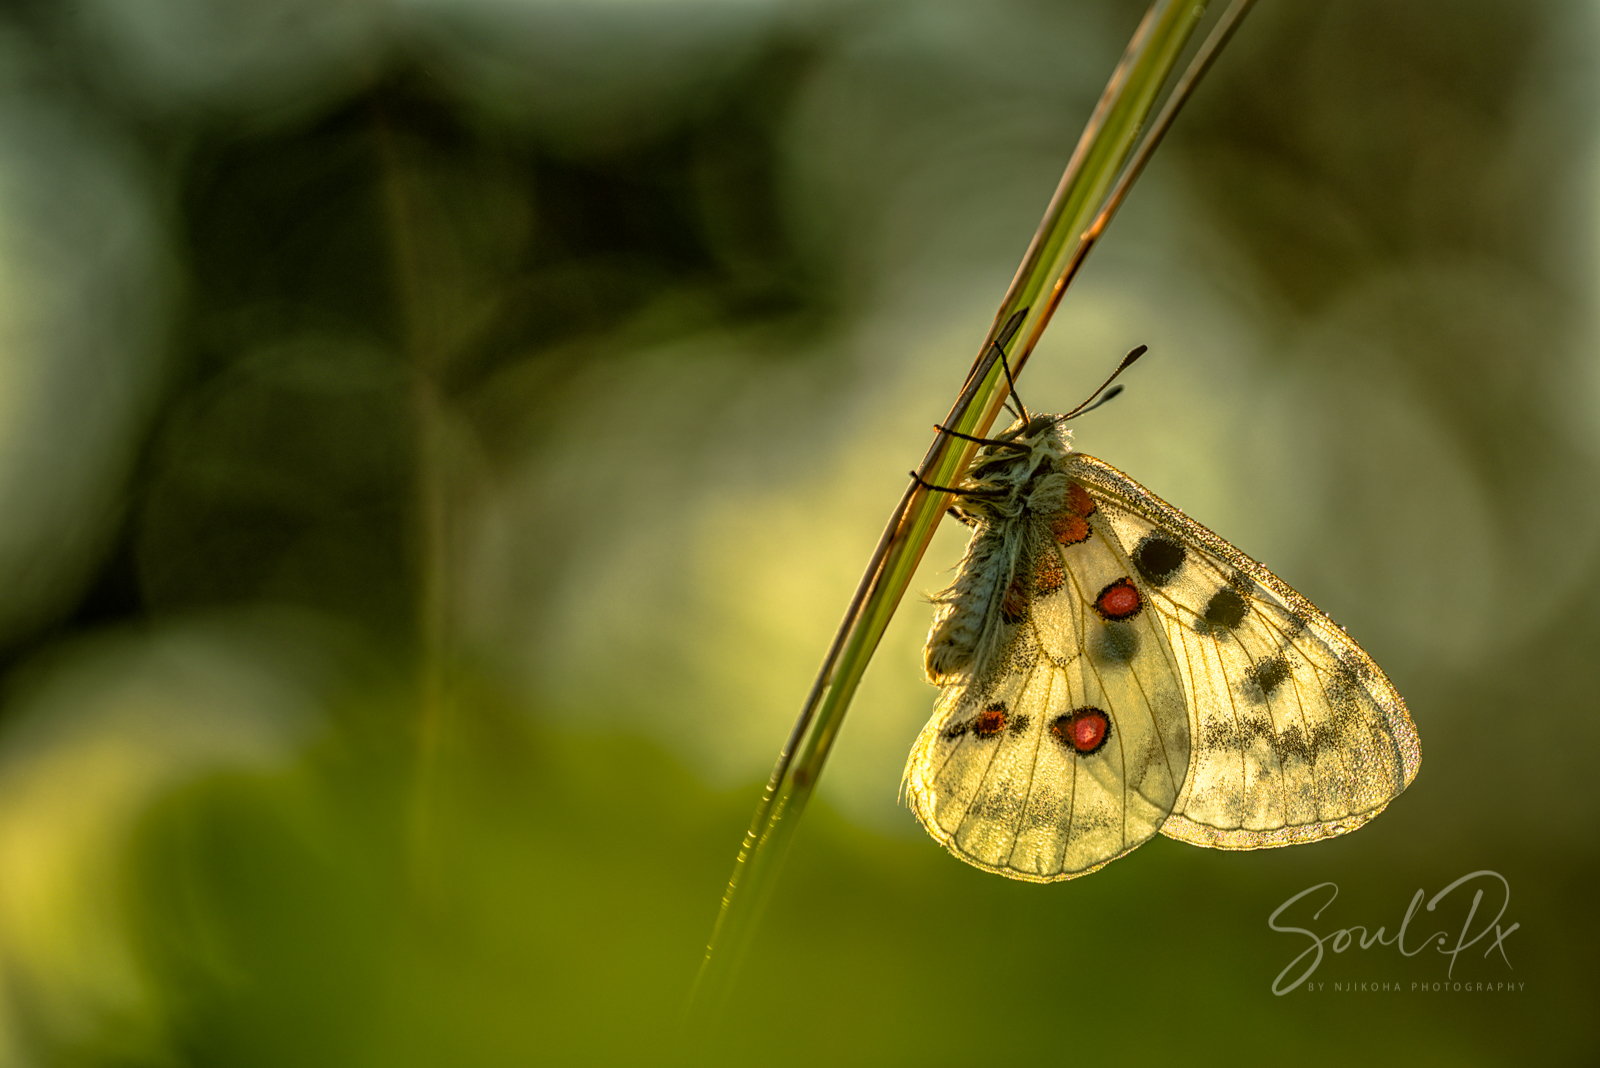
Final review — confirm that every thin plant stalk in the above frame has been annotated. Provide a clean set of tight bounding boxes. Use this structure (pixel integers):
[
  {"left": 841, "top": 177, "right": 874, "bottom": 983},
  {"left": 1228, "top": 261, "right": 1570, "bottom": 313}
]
[{"left": 689, "top": 0, "right": 1255, "bottom": 1017}]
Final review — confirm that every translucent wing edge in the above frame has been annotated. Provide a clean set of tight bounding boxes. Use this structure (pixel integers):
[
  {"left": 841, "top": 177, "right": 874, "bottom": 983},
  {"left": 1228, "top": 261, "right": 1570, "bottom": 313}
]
[
  {"left": 1157, "top": 805, "right": 1388, "bottom": 850},
  {"left": 903, "top": 691, "right": 1146, "bottom": 884}
]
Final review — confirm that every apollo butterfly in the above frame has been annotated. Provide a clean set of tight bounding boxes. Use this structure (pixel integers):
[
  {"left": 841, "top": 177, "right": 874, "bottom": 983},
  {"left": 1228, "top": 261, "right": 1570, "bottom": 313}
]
[{"left": 905, "top": 347, "right": 1421, "bottom": 882}]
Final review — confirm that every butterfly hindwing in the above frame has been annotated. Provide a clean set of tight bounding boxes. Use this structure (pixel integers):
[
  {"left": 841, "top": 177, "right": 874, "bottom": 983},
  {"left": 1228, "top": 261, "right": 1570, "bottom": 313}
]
[
  {"left": 905, "top": 489, "right": 1190, "bottom": 881},
  {"left": 1064, "top": 453, "right": 1422, "bottom": 849}
]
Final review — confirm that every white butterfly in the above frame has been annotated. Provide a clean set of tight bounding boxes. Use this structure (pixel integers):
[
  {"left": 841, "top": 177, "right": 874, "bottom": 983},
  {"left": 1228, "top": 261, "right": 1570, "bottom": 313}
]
[{"left": 906, "top": 401, "right": 1421, "bottom": 882}]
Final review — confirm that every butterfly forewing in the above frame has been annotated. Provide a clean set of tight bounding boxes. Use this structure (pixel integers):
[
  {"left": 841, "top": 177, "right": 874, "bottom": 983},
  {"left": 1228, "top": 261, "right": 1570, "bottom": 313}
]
[{"left": 1064, "top": 454, "right": 1421, "bottom": 849}]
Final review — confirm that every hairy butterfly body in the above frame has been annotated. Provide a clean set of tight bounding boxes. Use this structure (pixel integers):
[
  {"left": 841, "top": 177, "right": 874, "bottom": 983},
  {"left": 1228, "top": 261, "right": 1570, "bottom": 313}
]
[{"left": 906, "top": 414, "right": 1420, "bottom": 882}]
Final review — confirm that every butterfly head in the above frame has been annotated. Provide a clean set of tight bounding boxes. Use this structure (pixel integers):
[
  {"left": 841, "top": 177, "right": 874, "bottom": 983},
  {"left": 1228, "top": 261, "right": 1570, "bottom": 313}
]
[
  {"left": 957, "top": 415, "right": 1073, "bottom": 522},
  {"left": 978, "top": 413, "right": 1072, "bottom": 464}
]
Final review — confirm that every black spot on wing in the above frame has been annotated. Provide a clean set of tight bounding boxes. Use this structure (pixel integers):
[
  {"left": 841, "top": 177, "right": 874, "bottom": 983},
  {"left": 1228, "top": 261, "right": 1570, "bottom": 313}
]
[
  {"left": 1008, "top": 714, "right": 1032, "bottom": 736},
  {"left": 1226, "top": 568, "right": 1259, "bottom": 595},
  {"left": 1198, "top": 713, "right": 1277, "bottom": 754},
  {"left": 1324, "top": 659, "right": 1366, "bottom": 722},
  {"left": 1277, "top": 718, "right": 1343, "bottom": 764},
  {"left": 1132, "top": 534, "right": 1186, "bottom": 585},
  {"left": 1089, "top": 621, "right": 1140, "bottom": 666},
  {"left": 1243, "top": 656, "right": 1291, "bottom": 701},
  {"left": 1202, "top": 588, "right": 1248, "bottom": 629},
  {"left": 1276, "top": 722, "right": 1311, "bottom": 763},
  {"left": 1203, "top": 694, "right": 1349, "bottom": 767}
]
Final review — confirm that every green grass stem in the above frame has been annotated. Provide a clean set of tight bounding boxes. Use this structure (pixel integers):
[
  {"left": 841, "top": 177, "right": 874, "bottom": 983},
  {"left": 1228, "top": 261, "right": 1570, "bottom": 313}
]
[{"left": 688, "top": 0, "right": 1256, "bottom": 1023}]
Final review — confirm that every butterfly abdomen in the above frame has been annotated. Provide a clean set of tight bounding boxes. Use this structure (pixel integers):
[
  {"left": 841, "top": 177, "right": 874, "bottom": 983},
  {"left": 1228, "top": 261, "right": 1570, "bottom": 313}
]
[{"left": 924, "top": 526, "right": 1018, "bottom": 683}]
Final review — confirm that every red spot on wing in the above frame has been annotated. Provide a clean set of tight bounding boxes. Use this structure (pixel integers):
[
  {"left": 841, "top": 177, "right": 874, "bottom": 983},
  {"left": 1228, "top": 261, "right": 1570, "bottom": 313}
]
[
  {"left": 1034, "top": 550, "right": 1065, "bottom": 596},
  {"left": 1069, "top": 712, "right": 1107, "bottom": 752},
  {"left": 1050, "top": 708, "right": 1110, "bottom": 755},
  {"left": 1067, "top": 482, "right": 1095, "bottom": 518},
  {"left": 1051, "top": 482, "right": 1096, "bottom": 545},
  {"left": 1002, "top": 576, "right": 1028, "bottom": 623},
  {"left": 1094, "top": 577, "right": 1143, "bottom": 620},
  {"left": 974, "top": 704, "right": 1008, "bottom": 737},
  {"left": 1051, "top": 513, "right": 1090, "bottom": 545}
]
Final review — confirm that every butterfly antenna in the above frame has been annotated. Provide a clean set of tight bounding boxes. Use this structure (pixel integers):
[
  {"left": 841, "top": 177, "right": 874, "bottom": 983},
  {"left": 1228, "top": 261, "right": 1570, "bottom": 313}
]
[
  {"left": 1062, "top": 344, "right": 1146, "bottom": 420},
  {"left": 909, "top": 470, "right": 1007, "bottom": 499},
  {"left": 988, "top": 309, "right": 1030, "bottom": 424},
  {"left": 1066, "top": 384, "right": 1123, "bottom": 418}
]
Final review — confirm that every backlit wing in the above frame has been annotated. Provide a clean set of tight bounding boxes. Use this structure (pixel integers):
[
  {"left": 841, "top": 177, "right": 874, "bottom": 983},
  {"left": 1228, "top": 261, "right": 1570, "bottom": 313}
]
[
  {"left": 1065, "top": 453, "right": 1421, "bottom": 849},
  {"left": 905, "top": 491, "right": 1191, "bottom": 882}
]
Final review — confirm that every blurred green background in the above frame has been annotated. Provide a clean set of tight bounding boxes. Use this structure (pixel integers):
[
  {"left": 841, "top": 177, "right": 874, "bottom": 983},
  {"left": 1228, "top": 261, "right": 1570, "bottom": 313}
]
[{"left": 0, "top": 0, "right": 1593, "bottom": 1064}]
